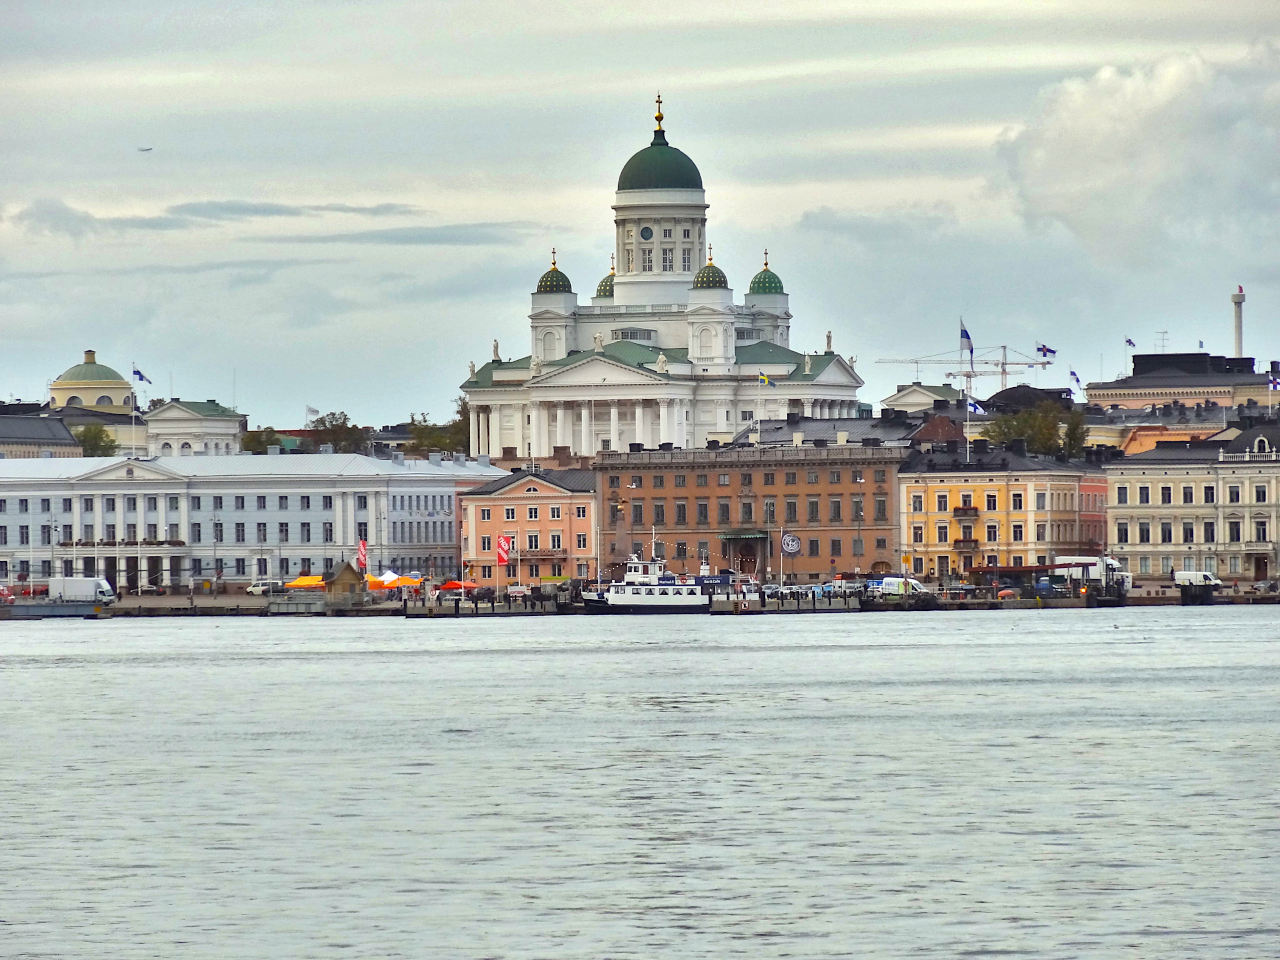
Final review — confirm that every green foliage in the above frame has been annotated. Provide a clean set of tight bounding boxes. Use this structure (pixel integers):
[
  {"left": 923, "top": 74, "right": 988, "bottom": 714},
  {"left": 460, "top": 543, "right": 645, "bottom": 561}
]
[
  {"left": 981, "top": 401, "right": 1088, "bottom": 458},
  {"left": 241, "top": 427, "right": 285, "bottom": 454},
  {"left": 406, "top": 396, "right": 470, "bottom": 454},
  {"left": 73, "top": 423, "right": 118, "bottom": 457},
  {"left": 306, "top": 411, "right": 369, "bottom": 453}
]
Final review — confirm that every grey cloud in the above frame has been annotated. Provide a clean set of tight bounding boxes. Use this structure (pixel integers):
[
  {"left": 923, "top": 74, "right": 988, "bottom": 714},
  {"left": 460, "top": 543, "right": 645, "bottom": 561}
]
[
  {"left": 13, "top": 198, "right": 196, "bottom": 238},
  {"left": 166, "top": 200, "right": 422, "bottom": 220},
  {"left": 1, "top": 257, "right": 341, "bottom": 281},
  {"left": 256, "top": 222, "right": 536, "bottom": 246}
]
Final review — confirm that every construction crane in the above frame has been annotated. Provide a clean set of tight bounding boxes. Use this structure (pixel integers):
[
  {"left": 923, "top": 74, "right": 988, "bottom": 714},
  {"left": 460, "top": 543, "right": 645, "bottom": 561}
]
[{"left": 877, "top": 345, "right": 1053, "bottom": 391}]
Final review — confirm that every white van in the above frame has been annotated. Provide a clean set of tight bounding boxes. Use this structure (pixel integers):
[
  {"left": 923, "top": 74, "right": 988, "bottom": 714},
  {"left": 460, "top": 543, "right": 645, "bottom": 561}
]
[
  {"left": 246, "top": 579, "right": 285, "bottom": 596},
  {"left": 1172, "top": 571, "right": 1223, "bottom": 588}
]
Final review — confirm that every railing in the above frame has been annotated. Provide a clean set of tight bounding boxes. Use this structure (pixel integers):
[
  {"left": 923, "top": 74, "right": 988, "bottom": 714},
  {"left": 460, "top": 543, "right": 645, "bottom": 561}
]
[
  {"left": 952, "top": 538, "right": 980, "bottom": 551},
  {"left": 952, "top": 506, "right": 980, "bottom": 518},
  {"left": 599, "top": 446, "right": 909, "bottom": 466},
  {"left": 1220, "top": 450, "right": 1280, "bottom": 462}
]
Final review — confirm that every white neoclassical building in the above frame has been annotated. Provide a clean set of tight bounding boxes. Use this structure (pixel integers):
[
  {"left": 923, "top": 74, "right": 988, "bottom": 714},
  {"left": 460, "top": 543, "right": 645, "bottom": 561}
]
[{"left": 462, "top": 101, "right": 865, "bottom": 459}]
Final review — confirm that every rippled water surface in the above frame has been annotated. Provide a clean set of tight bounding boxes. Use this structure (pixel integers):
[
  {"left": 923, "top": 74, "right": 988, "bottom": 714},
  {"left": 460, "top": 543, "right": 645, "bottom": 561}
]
[{"left": 3, "top": 607, "right": 1278, "bottom": 959}]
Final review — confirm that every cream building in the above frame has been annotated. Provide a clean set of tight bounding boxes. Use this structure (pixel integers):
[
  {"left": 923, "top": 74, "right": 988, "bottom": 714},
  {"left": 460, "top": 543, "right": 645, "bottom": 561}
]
[{"left": 462, "top": 101, "right": 864, "bottom": 459}]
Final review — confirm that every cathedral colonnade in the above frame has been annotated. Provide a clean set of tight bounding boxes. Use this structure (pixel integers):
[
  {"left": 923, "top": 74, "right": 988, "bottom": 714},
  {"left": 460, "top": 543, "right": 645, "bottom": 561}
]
[{"left": 475, "top": 399, "right": 703, "bottom": 458}]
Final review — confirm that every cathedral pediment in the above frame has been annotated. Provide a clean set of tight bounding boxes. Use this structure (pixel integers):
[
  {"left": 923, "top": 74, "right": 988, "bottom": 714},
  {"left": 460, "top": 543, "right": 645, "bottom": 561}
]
[
  {"left": 532, "top": 355, "right": 668, "bottom": 388},
  {"left": 76, "top": 458, "right": 183, "bottom": 483}
]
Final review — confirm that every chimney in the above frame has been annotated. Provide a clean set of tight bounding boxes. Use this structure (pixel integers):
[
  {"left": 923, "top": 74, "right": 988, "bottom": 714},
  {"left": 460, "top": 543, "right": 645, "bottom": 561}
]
[
  {"left": 792, "top": 432, "right": 804, "bottom": 446},
  {"left": 1232, "top": 286, "right": 1245, "bottom": 358},
  {"left": 428, "top": 452, "right": 442, "bottom": 465},
  {"left": 1007, "top": 438, "right": 1027, "bottom": 457},
  {"left": 267, "top": 445, "right": 280, "bottom": 456},
  {"left": 391, "top": 451, "right": 405, "bottom": 465},
  {"left": 972, "top": 438, "right": 990, "bottom": 456},
  {"left": 84, "top": 349, "right": 96, "bottom": 364},
  {"left": 478, "top": 454, "right": 490, "bottom": 467},
  {"left": 835, "top": 431, "right": 849, "bottom": 445}
]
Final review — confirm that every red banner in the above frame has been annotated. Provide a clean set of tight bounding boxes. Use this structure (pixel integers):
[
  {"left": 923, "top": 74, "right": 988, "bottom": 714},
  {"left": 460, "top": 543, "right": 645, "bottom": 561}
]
[
  {"left": 496, "top": 535, "right": 510, "bottom": 565},
  {"left": 357, "top": 539, "right": 368, "bottom": 570}
]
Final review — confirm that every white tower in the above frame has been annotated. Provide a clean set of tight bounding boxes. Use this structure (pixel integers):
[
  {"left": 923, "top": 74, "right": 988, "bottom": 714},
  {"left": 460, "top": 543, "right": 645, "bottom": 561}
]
[{"left": 1232, "top": 285, "right": 1245, "bottom": 358}]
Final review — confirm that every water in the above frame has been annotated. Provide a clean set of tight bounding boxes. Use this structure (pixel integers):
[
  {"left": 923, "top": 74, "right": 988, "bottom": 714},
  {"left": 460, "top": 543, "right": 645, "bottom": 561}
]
[{"left": 3, "top": 608, "right": 1278, "bottom": 959}]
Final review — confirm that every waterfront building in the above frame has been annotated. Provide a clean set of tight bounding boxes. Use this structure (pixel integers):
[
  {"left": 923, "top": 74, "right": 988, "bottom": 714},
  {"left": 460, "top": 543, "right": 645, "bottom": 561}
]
[
  {"left": 461, "top": 102, "right": 864, "bottom": 460},
  {"left": 0, "top": 452, "right": 504, "bottom": 591},
  {"left": 1104, "top": 424, "right": 1280, "bottom": 584},
  {"left": 459, "top": 467, "right": 598, "bottom": 590},
  {"left": 593, "top": 443, "right": 909, "bottom": 583},
  {"left": 898, "top": 439, "right": 1107, "bottom": 580},
  {"left": 0, "top": 416, "right": 81, "bottom": 458},
  {"left": 1086, "top": 353, "right": 1278, "bottom": 411},
  {"left": 142, "top": 398, "right": 246, "bottom": 456}
]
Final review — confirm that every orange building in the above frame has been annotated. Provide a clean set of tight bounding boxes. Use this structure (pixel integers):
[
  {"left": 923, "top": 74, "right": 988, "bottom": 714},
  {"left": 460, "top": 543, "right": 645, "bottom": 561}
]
[{"left": 459, "top": 468, "right": 598, "bottom": 591}]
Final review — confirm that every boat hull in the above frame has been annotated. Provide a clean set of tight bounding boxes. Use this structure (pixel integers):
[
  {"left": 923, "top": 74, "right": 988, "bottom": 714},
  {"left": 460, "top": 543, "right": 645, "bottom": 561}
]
[{"left": 583, "top": 598, "right": 709, "bottom": 615}]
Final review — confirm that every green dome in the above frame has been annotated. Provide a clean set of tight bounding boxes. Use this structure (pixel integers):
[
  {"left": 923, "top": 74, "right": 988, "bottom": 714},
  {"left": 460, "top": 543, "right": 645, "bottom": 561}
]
[
  {"left": 618, "top": 129, "right": 703, "bottom": 191},
  {"left": 536, "top": 266, "right": 572, "bottom": 294},
  {"left": 595, "top": 271, "right": 615, "bottom": 298},
  {"left": 693, "top": 261, "right": 728, "bottom": 289},
  {"left": 748, "top": 267, "right": 784, "bottom": 295},
  {"left": 56, "top": 351, "right": 126, "bottom": 383}
]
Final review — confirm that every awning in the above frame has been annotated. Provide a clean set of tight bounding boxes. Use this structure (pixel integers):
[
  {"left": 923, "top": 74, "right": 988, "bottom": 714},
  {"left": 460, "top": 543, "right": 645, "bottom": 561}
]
[{"left": 718, "top": 528, "right": 767, "bottom": 540}]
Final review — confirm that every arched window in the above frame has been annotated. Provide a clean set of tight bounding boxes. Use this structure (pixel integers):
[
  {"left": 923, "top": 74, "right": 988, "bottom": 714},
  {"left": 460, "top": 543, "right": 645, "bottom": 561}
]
[
  {"left": 541, "top": 330, "right": 556, "bottom": 358},
  {"left": 96, "top": 395, "right": 113, "bottom": 406},
  {"left": 698, "top": 327, "right": 713, "bottom": 355},
  {"left": 160, "top": 442, "right": 173, "bottom": 455},
  {"left": 180, "top": 442, "right": 193, "bottom": 455},
  {"left": 1255, "top": 437, "right": 1270, "bottom": 453},
  {"left": 66, "top": 396, "right": 83, "bottom": 406}
]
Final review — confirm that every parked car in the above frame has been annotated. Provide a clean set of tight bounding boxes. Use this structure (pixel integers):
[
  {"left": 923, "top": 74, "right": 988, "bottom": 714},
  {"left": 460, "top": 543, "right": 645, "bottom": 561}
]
[
  {"left": 1250, "top": 579, "right": 1277, "bottom": 593},
  {"left": 245, "top": 579, "right": 285, "bottom": 596},
  {"left": 135, "top": 583, "right": 166, "bottom": 596}
]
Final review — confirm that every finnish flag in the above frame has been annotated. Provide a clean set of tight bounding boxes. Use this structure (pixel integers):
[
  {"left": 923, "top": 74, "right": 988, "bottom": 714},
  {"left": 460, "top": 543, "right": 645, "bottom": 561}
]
[{"left": 132, "top": 365, "right": 152, "bottom": 384}]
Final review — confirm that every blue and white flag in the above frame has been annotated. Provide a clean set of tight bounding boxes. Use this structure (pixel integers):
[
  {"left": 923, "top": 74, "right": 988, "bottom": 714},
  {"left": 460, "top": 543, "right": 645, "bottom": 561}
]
[
  {"left": 1070, "top": 369, "right": 1082, "bottom": 393},
  {"left": 1269, "top": 374, "right": 1280, "bottom": 391},
  {"left": 132, "top": 365, "right": 152, "bottom": 384},
  {"left": 960, "top": 322, "right": 974, "bottom": 370},
  {"left": 1198, "top": 340, "right": 1204, "bottom": 349},
  {"left": 1036, "top": 343, "right": 1057, "bottom": 358},
  {"left": 967, "top": 396, "right": 985, "bottom": 414},
  {"left": 1125, "top": 338, "right": 1136, "bottom": 348}
]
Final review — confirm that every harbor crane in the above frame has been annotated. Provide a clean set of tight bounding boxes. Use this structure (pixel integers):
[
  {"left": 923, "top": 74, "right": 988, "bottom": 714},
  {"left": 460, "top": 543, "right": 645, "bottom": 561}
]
[{"left": 876, "top": 345, "right": 1053, "bottom": 392}]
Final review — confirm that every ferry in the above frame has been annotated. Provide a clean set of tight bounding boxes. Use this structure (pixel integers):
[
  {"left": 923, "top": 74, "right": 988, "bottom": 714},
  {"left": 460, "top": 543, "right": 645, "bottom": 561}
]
[{"left": 583, "top": 555, "right": 711, "bottom": 615}]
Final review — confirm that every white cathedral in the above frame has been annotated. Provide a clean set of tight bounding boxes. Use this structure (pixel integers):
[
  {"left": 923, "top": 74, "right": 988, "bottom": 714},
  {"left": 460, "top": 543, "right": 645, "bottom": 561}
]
[{"left": 462, "top": 100, "right": 865, "bottom": 459}]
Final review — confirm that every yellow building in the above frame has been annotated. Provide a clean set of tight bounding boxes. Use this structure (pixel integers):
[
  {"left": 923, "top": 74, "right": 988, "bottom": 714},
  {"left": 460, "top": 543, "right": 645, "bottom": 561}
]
[
  {"left": 50, "top": 350, "right": 137, "bottom": 414},
  {"left": 899, "top": 439, "right": 1107, "bottom": 581}
]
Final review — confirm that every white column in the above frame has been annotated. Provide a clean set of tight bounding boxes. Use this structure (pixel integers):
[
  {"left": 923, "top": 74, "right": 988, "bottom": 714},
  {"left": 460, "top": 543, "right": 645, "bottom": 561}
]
[
  {"left": 468, "top": 406, "right": 480, "bottom": 456},
  {"left": 635, "top": 401, "right": 649, "bottom": 449},
  {"left": 803, "top": 399, "right": 814, "bottom": 417},
  {"left": 529, "top": 402, "right": 544, "bottom": 458},
  {"left": 478, "top": 407, "right": 490, "bottom": 456},
  {"left": 579, "top": 402, "right": 591, "bottom": 454},
  {"left": 610, "top": 401, "right": 620, "bottom": 450},
  {"left": 489, "top": 405, "right": 504, "bottom": 457},
  {"left": 555, "top": 402, "right": 567, "bottom": 450},
  {"left": 659, "top": 399, "right": 672, "bottom": 445}
]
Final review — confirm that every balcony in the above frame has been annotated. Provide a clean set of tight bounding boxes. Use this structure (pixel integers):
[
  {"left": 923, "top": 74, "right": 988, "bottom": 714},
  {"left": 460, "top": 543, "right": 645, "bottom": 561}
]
[
  {"left": 520, "top": 548, "right": 567, "bottom": 560},
  {"left": 953, "top": 506, "right": 980, "bottom": 518},
  {"left": 953, "top": 538, "right": 980, "bottom": 551}
]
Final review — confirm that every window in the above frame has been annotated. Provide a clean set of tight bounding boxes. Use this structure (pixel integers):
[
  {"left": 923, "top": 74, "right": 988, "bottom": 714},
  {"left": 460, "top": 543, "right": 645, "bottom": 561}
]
[
  {"left": 190, "top": 523, "right": 202, "bottom": 544},
  {"left": 1011, "top": 523, "right": 1023, "bottom": 542},
  {"left": 576, "top": 505, "right": 587, "bottom": 518},
  {"left": 785, "top": 499, "right": 798, "bottom": 523},
  {"left": 1035, "top": 492, "right": 1046, "bottom": 510},
  {"left": 480, "top": 508, "right": 491, "bottom": 521},
  {"left": 1203, "top": 521, "right": 1215, "bottom": 543},
  {"left": 1160, "top": 486, "right": 1172, "bottom": 505},
  {"left": 323, "top": 495, "right": 334, "bottom": 510},
  {"left": 1138, "top": 522, "right": 1151, "bottom": 544},
  {"left": 696, "top": 500, "right": 710, "bottom": 524},
  {"left": 234, "top": 496, "right": 245, "bottom": 510},
  {"left": 640, "top": 248, "right": 653, "bottom": 271},
  {"left": 527, "top": 506, "right": 539, "bottom": 521},
  {"left": 851, "top": 496, "right": 863, "bottom": 520},
  {"left": 829, "top": 498, "right": 842, "bottom": 522},
  {"left": 357, "top": 495, "right": 368, "bottom": 510},
  {"left": 740, "top": 473, "right": 753, "bottom": 487},
  {"left": 1116, "top": 521, "right": 1129, "bottom": 543},
  {"left": 718, "top": 500, "right": 730, "bottom": 523},
  {"left": 213, "top": 522, "right": 224, "bottom": 543},
  {"left": 675, "top": 502, "right": 688, "bottom": 525},
  {"left": 673, "top": 475, "right": 687, "bottom": 488},
  {"left": 936, "top": 523, "right": 948, "bottom": 543},
  {"left": 654, "top": 502, "right": 667, "bottom": 524},
  {"left": 576, "top": 533, "right": 588, "bottom": 549},
  {"left": 256, "top": 496, "right": 267, "bottom": 510},
  {"left": 874, "top": 497, "right": 887, "bottom": 522},
  {"left": 1139, "top": 556, "right": 1151, "bottom": 575},
  {"left": 807, "top": 498, "right": 819, "bottom": 522},
  {"left": 300, "top": 496, "right": 310, "bottom": 511},
  {"left": 1182, "top": 522, "right": 1194, "bottom": 543},
  {"left": 633, "top": 502, "right": 645, "bottom": 525},
  {"left": 300, "top": 522, "right": 311, "bottom": 543},
  {"left": 763, "top": 499, "right": 775, "bottom": 524},
  {"left": 661, "top": 248, "right": 673, "bottom": 271},
  {"left": 808, "top": 538, "right": 820, "bottom": 557},
  {"left": 682, "top": 249, "right": 692, "bottom": 271},
  {"left": 504, "top": 507, "right": 516, "bottom": 521},
  {"left": 873, "top": 470, "right": 886, "bottom": 484},
  {"left": 807, "top": 471, "right": 819, "bottom": 484},
  {"left": 911, "top": 495, "right": 923, "bottom": 512},
  {"left": 739, "top": 502, "right": 753, "bottom": 523},
  {"left": 1256, "top": 485, "right": 1268, "bottom": 504},
  {"left": 256, "top": 523, "right": 268, "bottom": 543},
  {"left": 784, "top": 472, "right": 797, "bottom": 485},
  {"left": 696, "top": 474, "right": 709, "bottom": 487},
  {"left": 18, "top": 525, "right": 29, "bottom": 546},
  {"left": 718, "top": 474, "right": 730, "bottom": 486},
  {"left": 986, "top": 493, "right": 998, "bottom": 510},
  {"left": 278, "top": 496, "right": 289, "bottom": 510},
  {"left": 1036, "top": 523, "right": 1046, "bottom": 540},
  {"left": 1182, "top": 486, "right": 1194, "bottom": 505},
  {"left": 146, "top": 496, "right": 157, "bottom": 512},
  {"left": 912, "top": 525, "right": 924, "bottom": 544},
  {"left": 1228, "top": 486, "right": 1241, "bottom": 504},
  {"left": 323, "top": 522, "right": 334, "bottom": 543},
  {"left": 1011, "top": 493, "right": 1023, "bottom": 510},
  {"left": 526, "top": 533, "right": 539, "bottom": 551},
  {"left": 851, "top": 538, "right": 864, "bottom": 555},
  {"left": 1256, "top": 520, "right": 1268, "bottom": 542},
  {"left": 550, "top": 533, "right": 562, "bottom": 550},
  {"left": 830, "top": 538, "right": 842, "bottom": 557},
  {"left": 1137, "top": 486, "right": 1149, "bottom": 505},
  {"left": 936, "top": 494, "right": 948, "bottom": 512},
  {"left": 763, "top": 472, "right": 775, "bottom": 486},
  {"left": 235, "top": 522, "right": 246, "bottom": 543},
  {"left": 1160, "top": 522, "right": 1172, "bottom": 544},
  {"left": 1203, "top": 485, "right": 1215, "bottom": 504}
]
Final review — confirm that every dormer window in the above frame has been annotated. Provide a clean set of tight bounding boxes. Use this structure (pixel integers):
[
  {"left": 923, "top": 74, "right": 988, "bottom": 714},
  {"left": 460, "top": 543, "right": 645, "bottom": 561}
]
[{"left": 1255, "top": 437, "right": 1270, "bottom": 453}]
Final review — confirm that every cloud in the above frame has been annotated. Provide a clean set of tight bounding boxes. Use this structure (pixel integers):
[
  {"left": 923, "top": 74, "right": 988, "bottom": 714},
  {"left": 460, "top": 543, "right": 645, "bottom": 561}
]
[
  {"left": 13, "top": 198, "right": 195, "bottom": 237},
  {"left": 166, "top": 200, "right": 421, "bottom": 220},
  {"left": 997, "top": 46, "right": 1280, "bottom": 266},
  {"left": 257, "top": 222, "right": 537, "bottom": 245},
  {"left": 1, "top": 257, "right": 341, "bottom": 281}
]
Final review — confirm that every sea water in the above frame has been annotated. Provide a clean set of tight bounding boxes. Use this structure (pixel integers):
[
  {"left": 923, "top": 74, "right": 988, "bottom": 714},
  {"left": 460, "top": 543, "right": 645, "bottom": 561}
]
[{"left": 2, "top": 607, "right": 1277, "bottom": 959}]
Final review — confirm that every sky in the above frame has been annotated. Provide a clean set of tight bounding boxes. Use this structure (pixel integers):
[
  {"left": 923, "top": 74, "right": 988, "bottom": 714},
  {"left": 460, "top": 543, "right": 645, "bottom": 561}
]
[{"left": 2, "top": 1, "right": 1278, "bottom": 430}]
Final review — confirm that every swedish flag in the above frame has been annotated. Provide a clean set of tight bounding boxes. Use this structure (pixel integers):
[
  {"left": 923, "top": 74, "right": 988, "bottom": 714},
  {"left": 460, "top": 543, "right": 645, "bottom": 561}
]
[{"left": 758, "top": 372, "right": 777, "bottom": 387}]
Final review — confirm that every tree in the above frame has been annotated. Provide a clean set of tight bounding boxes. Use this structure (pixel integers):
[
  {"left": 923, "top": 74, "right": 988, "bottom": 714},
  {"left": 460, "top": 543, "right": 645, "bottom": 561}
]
[
  {"left": 307, "top": 411, "right": 369, "bottom": 453},
  {"left": 981, "top": 401, "right": 1088, "bottom": 457},
  {"left": 406, "top": 396, "right": 470, "bottom": 454},
  {"left": 241, "top": 427, "right": 286, "bottom": 454},
  {"left": 73, "top": 423, "right": 119, "bottom": 457}
]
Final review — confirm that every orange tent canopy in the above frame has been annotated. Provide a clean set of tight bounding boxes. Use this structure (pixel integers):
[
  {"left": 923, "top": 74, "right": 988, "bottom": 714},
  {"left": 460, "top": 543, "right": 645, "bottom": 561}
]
[{"left": 284, "top": 575, "right": 325, "bottom": 590}]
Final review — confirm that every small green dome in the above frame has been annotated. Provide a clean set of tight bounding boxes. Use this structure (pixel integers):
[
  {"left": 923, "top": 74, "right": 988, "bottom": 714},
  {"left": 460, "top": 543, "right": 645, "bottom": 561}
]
[
  {"left": 749, "top": 267, "right": 784, "bottom": 295},
  {"left": 618, "top": 129, "right": 703, "bottom": 191},
  {"left": 693, "top": 261, "right": 728, "bottom": 289},
  {"left": 536, "top": 266, "right": 572, "bottom": 294},
  {"left": 56, "top": 350, "right": 126, "bottom": 383},
  {"left": 595, "top": 271, "right": 615, "bottom": 298}
]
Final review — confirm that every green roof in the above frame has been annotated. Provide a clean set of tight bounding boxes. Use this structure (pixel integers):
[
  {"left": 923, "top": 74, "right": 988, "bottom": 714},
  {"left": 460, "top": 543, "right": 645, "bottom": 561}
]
[
  {"left": 56, "top": 361, "right": 126, "bottom": 383},
  {"left": 693, "top": 261, "right": 728, "bottom": 289},
  {"left": 172, "top": 400, "right": 240, "bottom": 418},
  {"left": 595, "top": 272, "right": 614, "bottom": 298},
  {"left": 536, "top": 266, "right": 572, "bottom": 293},
  {"left": 748, "top": 267, "right": 784, "bottom": 295},
  {"left": 617, "top": 129, "right": 703, "bottom": 191}
]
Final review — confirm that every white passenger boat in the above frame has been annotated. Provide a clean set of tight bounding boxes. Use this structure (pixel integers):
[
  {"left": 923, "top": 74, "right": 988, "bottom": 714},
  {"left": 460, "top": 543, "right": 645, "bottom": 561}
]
[{"left": 583, "top": 555, "right": 711, "bottom": 615}]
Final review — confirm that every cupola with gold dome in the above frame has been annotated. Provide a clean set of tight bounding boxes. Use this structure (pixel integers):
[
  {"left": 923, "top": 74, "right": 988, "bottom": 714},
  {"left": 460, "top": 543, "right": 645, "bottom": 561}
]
[
  {"left": 594, "top": 255, "right": 616, "bottom": 300},
  {"left": 748, "top": 250, "right": 785, "bottom": 294},
  {"left": 693, "top": 250, "right": 728, "bottom": 289},
  {"left": 535, "top": 249, "right": 573, "bottom": 293}
]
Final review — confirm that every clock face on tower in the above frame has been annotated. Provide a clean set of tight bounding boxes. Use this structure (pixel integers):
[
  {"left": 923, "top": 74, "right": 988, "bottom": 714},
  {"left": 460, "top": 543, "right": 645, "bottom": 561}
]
[{"left": 639, "top": 226, "right": 653, "bottom": 241}]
